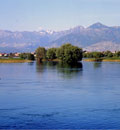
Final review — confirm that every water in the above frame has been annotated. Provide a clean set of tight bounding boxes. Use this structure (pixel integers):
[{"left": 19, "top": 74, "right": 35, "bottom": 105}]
[{"left": 0, "top": 61, "right": 120, "bottom": 129}]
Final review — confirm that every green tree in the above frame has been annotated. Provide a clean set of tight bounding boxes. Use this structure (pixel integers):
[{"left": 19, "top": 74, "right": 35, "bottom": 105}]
[
  {"left": 83, "top": 52, "right": 87, "bottom": 58},
  {"left": 46, "top": 48, "right": 57, "bottom": 60},
  {"left": 19, "top": 53, "right": 28, "bottom": 59},
  {"left": 27, "top": 53, "right": 35, "bottom": 60},
  {"left": 92, "top": 52, "right": 103, "bottom": 58},
  {"left": 86, "top": 52, "right": 93, "bottom": 58},
  {"left": 20, "top": 53, "right": 35, "bottom": 60},
  {"left": 104, "top": 51, "right": 113, "bottom": 57},
  {"left": 56, "top": 43, "right": 82, "bottom": 63},
  {"left": 36, "top": 47, "right": 46, "bottom": 62},
  {"left": 114, "top": 51, "right": 120, "bottom": 57}
]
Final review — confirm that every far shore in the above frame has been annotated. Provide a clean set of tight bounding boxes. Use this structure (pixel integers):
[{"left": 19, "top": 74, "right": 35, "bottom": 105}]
[
  {"left": 0, "top": 59, "right": 33, "bottom": 63},
  {"left": 1, "top": 58, "right": 120, "bottom": 63},
  {"left": 83, "top": 58, "right": 120, "bottom": 62}
]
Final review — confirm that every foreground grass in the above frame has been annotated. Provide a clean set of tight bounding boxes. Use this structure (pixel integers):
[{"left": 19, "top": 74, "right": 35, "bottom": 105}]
[
  {"left": 0, "top": 58, "right": 32, "bottom": 63},
  {"left": 83, "top": 57, "right": 120, "bottom": 62}
]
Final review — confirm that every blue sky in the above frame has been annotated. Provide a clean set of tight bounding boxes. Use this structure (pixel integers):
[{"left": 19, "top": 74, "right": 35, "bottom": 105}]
[{"left": 0, "top": 0, "right": 120, "bottom": 31}]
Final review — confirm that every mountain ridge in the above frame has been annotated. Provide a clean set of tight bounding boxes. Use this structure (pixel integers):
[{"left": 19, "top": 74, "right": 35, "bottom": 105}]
[{"left": 0, "top": 22, "right": 120, "bottom": 52}]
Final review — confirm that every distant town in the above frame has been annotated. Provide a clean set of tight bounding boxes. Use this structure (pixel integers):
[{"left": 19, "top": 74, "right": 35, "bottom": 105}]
[{"left": 0, "top": 52, "right": 36, "bottom": 58}]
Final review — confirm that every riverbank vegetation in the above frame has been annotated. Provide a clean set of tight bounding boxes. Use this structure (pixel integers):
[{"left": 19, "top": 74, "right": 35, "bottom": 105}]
[
  {"left": 0, "top": 53, "right": 35, "bottom": 63},
  {"left": 83, "top": 51, "right": 120, "bottom": 62},
  {"left": 1, "top": 43, "right": 120, "bottom": 63},
  {"left": 19, "top": 53, "right": 35, "bottom": 60},
  {"left": 0, "top": 58, "right": 32, "bottom": 63}
]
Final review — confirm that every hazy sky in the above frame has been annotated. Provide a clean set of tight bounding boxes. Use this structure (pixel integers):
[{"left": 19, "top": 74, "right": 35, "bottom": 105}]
[{"left": 0, "top": 0, "right": 120, "bottom": 31}]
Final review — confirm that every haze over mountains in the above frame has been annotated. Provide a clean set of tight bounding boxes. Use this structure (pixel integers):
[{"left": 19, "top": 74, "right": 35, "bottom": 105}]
[{"left": 0, "top": 22, "right": 120, "bottom": 52}]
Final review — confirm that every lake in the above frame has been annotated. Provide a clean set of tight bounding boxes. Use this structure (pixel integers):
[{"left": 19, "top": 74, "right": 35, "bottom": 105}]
[{"left": 0, "top": 61, "right": 120, "bottom": 129}]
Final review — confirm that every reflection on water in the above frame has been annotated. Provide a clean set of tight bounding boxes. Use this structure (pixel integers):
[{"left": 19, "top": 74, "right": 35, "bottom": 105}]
[
  {"left": 28, "top": 62, "right": 34, "bottom": 66},
  {"left": 57, "top": 62, "right": 83, "bottom": 79},
  {"left": 46, "top": 61, "right": 58, "bottom": 68},
  {"left": 36, "top": 62, "right": 47, "bottom": 73},
  {"left": 36, "top": 61, "right": 83, "bottom": 79},
  {"left": 93, "top": 62, "right": 102, "bottom": 68}
]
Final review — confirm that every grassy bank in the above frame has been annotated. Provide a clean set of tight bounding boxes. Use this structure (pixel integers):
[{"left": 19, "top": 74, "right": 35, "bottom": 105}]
[
  {"left": 103, "top": 57, "right": 120, "bottom": 62},
  {"left": 83, "top": 57, "right": 120, "bottom": 62},
  {"left": 0, "top": 58, "right": 32, "bottom": 63}
]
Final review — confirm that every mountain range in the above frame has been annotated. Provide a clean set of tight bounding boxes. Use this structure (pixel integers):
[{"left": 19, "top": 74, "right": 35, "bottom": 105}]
[{"left": 0, "top": 22, "right": 120, "bottom": 52}]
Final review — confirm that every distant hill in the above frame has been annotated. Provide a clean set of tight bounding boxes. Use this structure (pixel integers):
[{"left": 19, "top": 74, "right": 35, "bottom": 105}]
[
  {"left": 84, "top": 41, "right": 120, "bottom": 52},
  {"left": 0, "top": 22, "right": 120, "bottom": 52},
  {"left": 52, "top": 23, "right": 120, "bottom": 50}
]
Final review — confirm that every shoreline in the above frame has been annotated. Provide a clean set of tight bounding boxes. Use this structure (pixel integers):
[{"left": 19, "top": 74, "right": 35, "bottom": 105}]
[
  {"left": 1, "top": 58, "right": 120, "bottom": 63},
  {"left": 0, "top": 59, "right": 32, "bottom": 63},
  {"left": 83, "top": 58, "right": 120, "bottom": 62}
]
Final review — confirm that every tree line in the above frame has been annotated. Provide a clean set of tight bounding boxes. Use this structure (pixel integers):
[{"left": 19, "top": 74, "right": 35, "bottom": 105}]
[
  {"left": 19, "top": 44, "right": 120, "bottom": 63},
  {"left": 19, "top": 43, "right": 83, "bottom": 64},
  {"left": 83, "top": 51, "right": 120, "bottom": 58},
  {"left": 20, "top": 53, "right": 35, "bottom": 60}
]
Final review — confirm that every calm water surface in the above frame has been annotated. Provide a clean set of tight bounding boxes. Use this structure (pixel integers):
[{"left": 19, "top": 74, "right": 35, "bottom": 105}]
[{"left": 0, "top": 61, "right": 120, "bottom": 129}]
